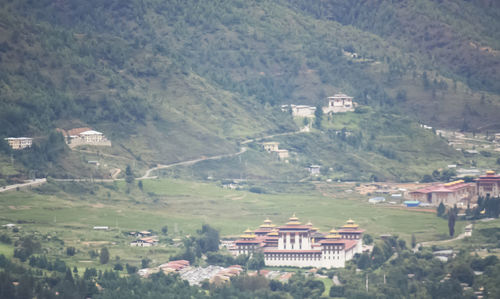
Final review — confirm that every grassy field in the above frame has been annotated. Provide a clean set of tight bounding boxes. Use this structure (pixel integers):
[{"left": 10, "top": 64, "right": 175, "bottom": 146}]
[
  {"left": 0, "top": 243, "right": 13, "bottom": 258},
  {"left": 0, "top": 178, "right": 478, "bottom": 271}
]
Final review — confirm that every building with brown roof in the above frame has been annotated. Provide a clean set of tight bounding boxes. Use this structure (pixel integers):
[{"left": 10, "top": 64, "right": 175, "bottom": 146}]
[{"left": 408, "top": 180, "right": 476, "bottom": 207}]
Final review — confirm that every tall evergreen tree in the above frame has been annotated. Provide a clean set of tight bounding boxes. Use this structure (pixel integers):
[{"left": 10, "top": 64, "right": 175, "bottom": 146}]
[
  {"left": 448, "top": 210, "right": 456, "bottom": 237},
  {"left": 437, "top": 202, "right": 446, "bottom": 217},
  {"left": 99, "top": 247, "right": 110, "bottom": 264},
  {"left": 314, "top": 104, "right": 323, "bottom": 129}
]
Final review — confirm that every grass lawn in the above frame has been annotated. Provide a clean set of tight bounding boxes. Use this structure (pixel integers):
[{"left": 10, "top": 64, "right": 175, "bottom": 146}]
[
  {"left": 0, "top": 242, "right": 13, "bottom": 258},
  {"left": 0, "top": 179, "right": 476, "bottom": 268},
  {"left": 319, "top": 276, "right": 333, "bottom": 297}
]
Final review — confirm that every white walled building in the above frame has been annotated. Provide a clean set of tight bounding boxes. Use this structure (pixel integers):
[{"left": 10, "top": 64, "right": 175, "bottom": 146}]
[
  {"left": 323, "top": 93, "right": 356, "bottom": 114},
  {"left": 57, "top": 127, "right": 111, "bottom": 148},
  {"left": 262, "top": 142, "right": 280, "bottom": 153},
  {"left": 5, "top": 137, "right": 33, "bottom": 150},
  {"left": 291, "top": 105, "right": 316, "bottom": 118},
  {"left": 233, "top": 215, "right": 364, "bottom": 268}
]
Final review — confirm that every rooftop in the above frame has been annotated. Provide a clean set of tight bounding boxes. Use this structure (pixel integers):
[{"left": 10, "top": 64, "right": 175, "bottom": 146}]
[{"left": 411, "top": 180, "right": 475, "bottom": 193}]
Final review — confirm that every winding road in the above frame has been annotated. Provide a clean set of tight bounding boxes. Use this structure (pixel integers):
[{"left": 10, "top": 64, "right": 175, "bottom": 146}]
[
  {"left": 140, "top": 147, "right": 248, "bottom": 179},
  {"left": 0, "top": 129, "right": 304, "bottom": 190}
]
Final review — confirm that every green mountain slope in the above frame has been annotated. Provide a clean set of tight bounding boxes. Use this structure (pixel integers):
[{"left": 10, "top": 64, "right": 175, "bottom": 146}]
[{"left": 0, "top": 0, "right": 498, "bottom": 182}]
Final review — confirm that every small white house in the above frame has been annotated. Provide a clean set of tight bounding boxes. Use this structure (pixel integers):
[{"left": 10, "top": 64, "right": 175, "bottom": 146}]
[
  {"left": 130, "top": 237, "right": 158, "bottom": 247},
  {"left": 290, "top": 105, "right": 316, "bottom": 118},
  {"left": 308, "top": 165, "right": 321, "bottom": 175}
]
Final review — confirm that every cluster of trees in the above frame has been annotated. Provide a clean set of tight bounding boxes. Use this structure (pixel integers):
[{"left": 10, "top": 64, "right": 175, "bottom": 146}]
[
  {"left": 5, "top": 245, "right": 500, "bottom": 299},
  {"left": 421, "top": 169, "right": 457, "bottom": 183},
  {"left": 4, "top": 224, "right": 500, "bottom": 298},
  {"left": 355, "top": 235, "right": 406, "bottom": 270},
  {"left": 468, "top": 196, "right": 500, "bottom": 220},
  {"left": 287, "top": 0, "right": 500, "bottom": 94},
  {"left": 337, "top": 245, "right": 500, "bottom": 298},
  {"left": 13, "top": 236, "right": 42, "bottom": 262},
  {"left": 169, "top": 224, "right": 220, "bottom": 263},
  {"left": 29, "top": 255, "right": 67, "bottom": 273}
]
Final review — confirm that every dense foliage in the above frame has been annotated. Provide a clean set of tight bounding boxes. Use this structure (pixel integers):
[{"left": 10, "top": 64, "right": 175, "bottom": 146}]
[{"left": 0, "top": 0, "right": 498, "bottom": 181}]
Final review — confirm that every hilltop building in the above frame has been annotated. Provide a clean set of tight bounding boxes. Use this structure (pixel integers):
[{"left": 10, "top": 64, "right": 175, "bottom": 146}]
[
  {"left": 476, "top": 171, "right": 500, "bottom": 198},
  {"left": 57, "top": 127, "right": 111, "bottom": 148},
  {"left": 274, "top": 149, "right": 289, "bottom": 160},
  {"left": 308, "top": 165, "right": 321, "bottom": 175},
  {"left": 261, "top": 142, "right": 289, "bottom": 161},
  {"left": 290, "top": 105, "right": 316, "bottom": 118},
  {"left": 262, "top": 142, "right": 280, "bottom": 153},
  {"left": 408, "top": 180, "right": 476, "bottom": 207},
  {"left": 4, "top": 137, "right": 33, "bottom": 150},
  {"left": 233, "top": 215, "right": 364, "bottom": 268},
  {"left": 323, "top": 93, "right": 356, "bottom": 114}
]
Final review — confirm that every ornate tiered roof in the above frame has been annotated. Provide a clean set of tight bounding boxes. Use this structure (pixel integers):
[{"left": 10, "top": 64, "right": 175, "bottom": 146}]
[
  {"left": 342, "top": 219, "right": 359, "bottom": 229},
  {"left": 286, "top": 213, "right": 301, "bottom": 225},
  {"left": 239, "top": 228, "right": 256, "bottom": 239},
  {"left": 325, "top": 228, "right": 341, "bottom": 239}
]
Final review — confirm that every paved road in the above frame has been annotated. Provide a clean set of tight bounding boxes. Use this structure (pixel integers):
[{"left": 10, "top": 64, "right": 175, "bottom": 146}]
[
  {"left": 141, "top": 147, "right": 248, "bottom": 179},
  {"left": 0, "top": 178, "right": 47, "bottom": 193},
  {"left": 413, "top": 227, "right": 470, "bottom": 252},
  {"left": 240, "top": 130, "right": 303, "bottom": 145}
]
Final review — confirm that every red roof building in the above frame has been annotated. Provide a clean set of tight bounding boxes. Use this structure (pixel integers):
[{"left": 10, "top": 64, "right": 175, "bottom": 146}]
[{"left": 409, "top": 180, "right": 476, "bottom": 207}]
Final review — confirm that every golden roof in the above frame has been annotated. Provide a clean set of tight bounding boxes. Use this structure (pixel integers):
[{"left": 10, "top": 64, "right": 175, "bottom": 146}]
[
  {"left": 325, "top": 232, "right": 341, "bottom": 239},
  {"left": 244, "top": 228, "right": 253, "bottom": 234},
  {"left": 260, "top": 218, "right": 275, "bottom": 228},
  {"left": 240, "top": 234, "right": 256, "bottom": 239},
  {"left": 486, "top": 170, "right": 495, "bottom": 175},
  {"left": 311, "top": 227, "right": 319, "bottom": 231},
  {"left": 343, "top": 219, "right": 359, "bottom": 229},
  {"left": 267, "top": 229, "right": 279, "bottom": 236},
  {"left": 306, "top": 220, "right": 313, "bottom": 226},
  {"left": 443, "top": 180, "right": 464, "bottom": 187},
  {"left": 286, "top": 213, "right": 301, "bottom": 225}
]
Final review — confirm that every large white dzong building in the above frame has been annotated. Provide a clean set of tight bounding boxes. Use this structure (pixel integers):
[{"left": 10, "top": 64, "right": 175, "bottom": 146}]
[{"left": 233, "top": 214, "right": 364, "bottom": 268}]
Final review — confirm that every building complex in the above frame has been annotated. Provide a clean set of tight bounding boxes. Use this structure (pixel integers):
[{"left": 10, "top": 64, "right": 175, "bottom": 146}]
[{"left": 232, "top": 215, "right": 364, "bottom": 268}]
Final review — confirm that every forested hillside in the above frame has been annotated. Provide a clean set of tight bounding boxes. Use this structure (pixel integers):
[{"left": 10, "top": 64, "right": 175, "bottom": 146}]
[{"left": 0, "top": 0, "right": 498, "bottom": 181}]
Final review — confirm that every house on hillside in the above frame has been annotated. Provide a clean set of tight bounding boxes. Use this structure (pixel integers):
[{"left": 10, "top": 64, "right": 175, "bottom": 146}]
[
  {"left": 308, "top": 165, "right": 321, "bottom": 175},
  {"left": 57, "top": 127, "right": 111, "bottom": 148},
  {"left": 262, "top": 142, "right": 289, "bottom": 161},
  {"left": 323, "top": 93, "right": 356, "bottom": 114},
  {"left": 262, "top": 142, "right": 280, "bottom": 153},
  {"left": 274, "top": 149, "right": 289, "bottom": 161},
  {"left": 290, "top": 105, "right": 316, "bottom": 118},
  {"left": 130, "top": 236, "right": 158, "bottom": 247},
  {"left": 5, "top": 137, "right": 33, "bottom": 150}
]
